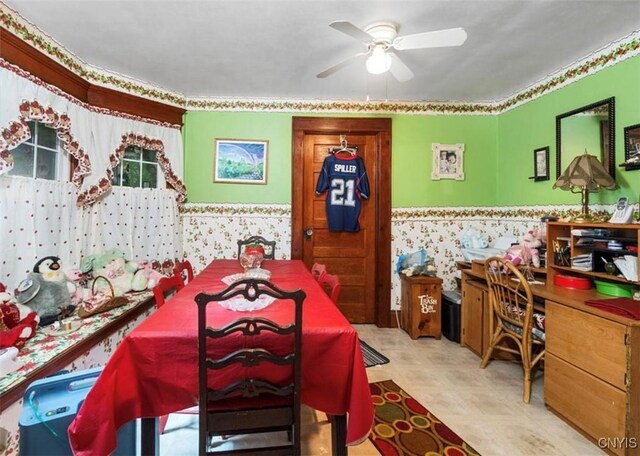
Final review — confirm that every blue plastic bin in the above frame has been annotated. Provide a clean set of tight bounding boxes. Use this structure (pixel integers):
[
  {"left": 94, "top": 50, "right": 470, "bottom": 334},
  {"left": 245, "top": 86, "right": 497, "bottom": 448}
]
[{"left": 19, "top": 367, "right": 136, "bottom": 456}]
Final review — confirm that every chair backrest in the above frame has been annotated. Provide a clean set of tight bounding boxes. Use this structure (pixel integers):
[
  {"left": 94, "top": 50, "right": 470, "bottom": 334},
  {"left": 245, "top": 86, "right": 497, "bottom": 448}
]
[
  {"left": 310, "top": 262, "right": 327, "bottom": 281},
  {"left": 484, "top": 257, "right": 534, "bottom": 339},
  {"left": 152, "top": 275, "right": 184, "bottom": 309},
  {"left": 237, "top": 235, "right": 276, "bottom": 260},
  {"left": 318, "top": 272, "right": 341, "bottom": 305},
  {"left": 195, "top": 279, "right": 305, "bottom": 455},
  {"left": 173, "top": 260, "right": 194, "bottom": 287}
]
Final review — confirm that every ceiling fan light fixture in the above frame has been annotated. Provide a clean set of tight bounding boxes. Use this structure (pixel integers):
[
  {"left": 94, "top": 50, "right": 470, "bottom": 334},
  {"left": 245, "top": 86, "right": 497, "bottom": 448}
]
[{"left": 365, "top": 46, "right": 391, "bottom": 74}]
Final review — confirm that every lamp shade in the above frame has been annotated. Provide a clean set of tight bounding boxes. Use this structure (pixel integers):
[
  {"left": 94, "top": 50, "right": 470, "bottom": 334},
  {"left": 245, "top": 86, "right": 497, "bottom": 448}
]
[{"left": 553, "top": 152, "right": 616, "bottom": 192}]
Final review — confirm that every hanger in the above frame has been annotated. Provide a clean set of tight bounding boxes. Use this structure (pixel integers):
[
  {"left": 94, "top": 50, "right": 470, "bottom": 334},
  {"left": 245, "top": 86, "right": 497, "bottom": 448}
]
[{"left": 328, "top": 135, "right": 357, "bottom": 156}]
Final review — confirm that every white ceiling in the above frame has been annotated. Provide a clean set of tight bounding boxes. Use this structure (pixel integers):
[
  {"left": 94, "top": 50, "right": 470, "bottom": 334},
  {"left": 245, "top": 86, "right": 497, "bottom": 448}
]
[{"left": 4, "top": 0, "right": 640, "bottom": 103}]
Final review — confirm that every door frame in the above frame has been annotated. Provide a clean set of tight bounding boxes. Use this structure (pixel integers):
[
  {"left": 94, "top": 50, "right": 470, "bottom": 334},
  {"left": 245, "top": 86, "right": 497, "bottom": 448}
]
[{"left": 291, "top": 117, "right": 391, "bottom": 327}]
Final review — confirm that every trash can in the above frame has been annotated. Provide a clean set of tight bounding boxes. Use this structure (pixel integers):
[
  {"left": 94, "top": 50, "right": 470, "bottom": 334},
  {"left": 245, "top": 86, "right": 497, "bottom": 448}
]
[
  {"left": 19, "top": 367, "right": 136, "bottom": 456},
  {"left": 442, "top": 290, "right": 462, "bottom": 343}
]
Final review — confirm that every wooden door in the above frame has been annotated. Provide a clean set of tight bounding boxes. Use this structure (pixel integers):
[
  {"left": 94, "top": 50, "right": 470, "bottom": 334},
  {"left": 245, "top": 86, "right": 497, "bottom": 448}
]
[{"left": 292, "top": 117, "right": 391, "bottom": 326}]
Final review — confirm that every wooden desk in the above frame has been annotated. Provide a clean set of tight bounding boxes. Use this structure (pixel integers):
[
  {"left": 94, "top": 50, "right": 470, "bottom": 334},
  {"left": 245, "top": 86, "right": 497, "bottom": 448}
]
[{"left": 460, "top": 265, "right": 640, "bottom": 455}]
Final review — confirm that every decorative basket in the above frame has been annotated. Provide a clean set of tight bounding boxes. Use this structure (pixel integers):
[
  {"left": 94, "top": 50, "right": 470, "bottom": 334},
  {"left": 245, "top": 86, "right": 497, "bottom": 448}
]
[{"left": 78, "top": 276, "right": 129, "bottom": 318}]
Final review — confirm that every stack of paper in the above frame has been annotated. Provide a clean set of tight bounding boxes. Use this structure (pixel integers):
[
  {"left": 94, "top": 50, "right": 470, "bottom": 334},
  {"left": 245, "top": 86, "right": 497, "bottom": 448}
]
[{"left": 571, "top": 253, "right": 593, "bottom": 271}]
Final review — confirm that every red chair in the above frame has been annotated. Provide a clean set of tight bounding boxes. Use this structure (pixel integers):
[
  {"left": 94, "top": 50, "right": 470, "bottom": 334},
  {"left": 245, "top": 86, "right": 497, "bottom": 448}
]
[
  {"left": 173, "top": 260, "right": 194, "bottom": 287},
  {"left": 152, "top": 275, "right": 190, "bottom": 434},
  {"left": 311, "top": 262, "right": 327, "bottom": 281},
  {"left": 318, "top": 272, "right": 341, "bottom": 305},
  {"left": 152, "top": 275, "right": 184, "bottom": 309}
]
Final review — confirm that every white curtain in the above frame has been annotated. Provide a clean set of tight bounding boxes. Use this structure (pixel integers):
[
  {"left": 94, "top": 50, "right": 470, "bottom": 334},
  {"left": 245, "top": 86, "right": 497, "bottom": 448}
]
[
  {"left": 0, "top": 61, "right": 184, "bottom": 288},
  {"left": 0, "top": 176, "right": 182, "bottom": 287},
  {"left": 81, "top": 185, "right": 182, "bottom": 263},
  {"left": 0, "top": 176, "right": 80, "bottom": 282}
]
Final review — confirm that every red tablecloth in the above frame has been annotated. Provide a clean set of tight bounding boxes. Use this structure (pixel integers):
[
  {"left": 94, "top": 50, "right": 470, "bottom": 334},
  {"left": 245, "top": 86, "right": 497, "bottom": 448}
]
[{"left": 68, "top": 260, "right": 373, "bottom": 455}]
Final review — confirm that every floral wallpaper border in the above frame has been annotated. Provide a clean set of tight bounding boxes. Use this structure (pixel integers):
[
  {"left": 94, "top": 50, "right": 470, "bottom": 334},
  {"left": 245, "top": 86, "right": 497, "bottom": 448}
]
[
  {"left": 1, "top": 2, "right": 639, "bottom": 115},
  {"left": 0, "top": 58, "right": 181, "bottom": 130}
]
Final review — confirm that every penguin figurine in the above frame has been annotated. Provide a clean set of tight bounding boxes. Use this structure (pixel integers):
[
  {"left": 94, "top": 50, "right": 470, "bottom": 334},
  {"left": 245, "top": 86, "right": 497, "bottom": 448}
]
[{"left": 15, "top": 256, "right": 72, "bottom": 325}]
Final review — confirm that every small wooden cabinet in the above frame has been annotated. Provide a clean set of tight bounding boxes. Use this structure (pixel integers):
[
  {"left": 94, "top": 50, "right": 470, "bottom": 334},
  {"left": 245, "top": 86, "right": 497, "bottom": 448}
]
[{"left": 400, "top": 275, "right": 442, "bottom": 339}]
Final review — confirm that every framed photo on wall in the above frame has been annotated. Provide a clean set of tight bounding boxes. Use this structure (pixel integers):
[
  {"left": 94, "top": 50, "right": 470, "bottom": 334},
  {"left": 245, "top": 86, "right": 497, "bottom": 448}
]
[
  {"left": 533, "top": 146, "right": 550, "bottom": 181},
  {"left": 623, "top": 123, "right": 640, "bottom": 171},
  {"left": 214, "top": 139, "right": 268, "bottom": 184},
  {"left": 432, "top": 143, "right": 465, "bottom": 180}
]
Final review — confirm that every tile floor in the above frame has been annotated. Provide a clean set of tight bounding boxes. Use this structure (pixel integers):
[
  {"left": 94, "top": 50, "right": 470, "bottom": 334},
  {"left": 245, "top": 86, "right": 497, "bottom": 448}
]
[{"left": 159, "top": 324, "right": 604, "bottom": 455}]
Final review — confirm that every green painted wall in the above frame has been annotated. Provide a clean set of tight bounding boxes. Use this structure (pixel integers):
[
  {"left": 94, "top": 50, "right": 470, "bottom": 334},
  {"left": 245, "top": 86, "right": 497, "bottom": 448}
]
[
  {"left": 183, "top": 111, "right": 497, "bottom": 206},
  {"left": 391, "top": 115, "right": 497, "bottom": 207},
  {"left": 183, "top": 55, "right": 639, "bottom": 207},
  {"left": 496, "top": 55, "right": 640, "bottom": 206}
]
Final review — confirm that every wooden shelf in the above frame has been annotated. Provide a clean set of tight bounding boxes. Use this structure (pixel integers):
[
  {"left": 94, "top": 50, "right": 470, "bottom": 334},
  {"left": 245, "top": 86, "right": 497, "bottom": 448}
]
[{"left": 547, "top": 221, "right": 639, "bottom": 287}]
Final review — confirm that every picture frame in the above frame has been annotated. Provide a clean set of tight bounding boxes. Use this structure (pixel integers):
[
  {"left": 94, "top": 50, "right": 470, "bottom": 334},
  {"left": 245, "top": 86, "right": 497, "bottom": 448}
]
[
  {"left": 432, "top": 143, "right": 464, "bottom": 180},
  {"left": 214, "top": 139, "right": 268, "bottom": 184},
  {"left": 623, "top": 123, "right": 640, "bottom": 171},
  {"left": 533, "top": 146, "right": 550, "bottom": 181}
]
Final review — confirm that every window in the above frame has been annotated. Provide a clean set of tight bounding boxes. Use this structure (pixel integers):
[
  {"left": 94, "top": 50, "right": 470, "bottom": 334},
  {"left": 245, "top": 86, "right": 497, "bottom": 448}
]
[
  {"left": 111, "top": 146, "right": 159, "bottom": 188},
  {"left": 8, "top": 121, "right": 64, "bottom": 180}
]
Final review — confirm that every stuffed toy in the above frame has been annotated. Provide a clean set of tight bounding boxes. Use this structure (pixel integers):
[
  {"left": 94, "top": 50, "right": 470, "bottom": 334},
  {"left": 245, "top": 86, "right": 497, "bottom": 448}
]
[
  {"left": 80, "top": 249, "right": 146, "bottom": 296},
  {"left": 0, "top": 281, "right": 40, "bottom": 349},
  {"left": 15, "top": 256, "right": 73, "bottom": 325},
  {"left": 132, "top": 260, "right": 165, "bottom": 290},
  {"left": 503, "top": 230, "right": 543, "bottom": 268},
  {"left": 65, "top": 267, "right": 92, "bottom": 306}
]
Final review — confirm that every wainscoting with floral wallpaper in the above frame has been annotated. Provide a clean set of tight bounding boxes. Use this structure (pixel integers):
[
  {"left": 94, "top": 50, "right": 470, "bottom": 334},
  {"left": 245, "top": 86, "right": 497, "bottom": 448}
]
[{"left": 181, "top": 203, "right": 608, "bottom": 311}]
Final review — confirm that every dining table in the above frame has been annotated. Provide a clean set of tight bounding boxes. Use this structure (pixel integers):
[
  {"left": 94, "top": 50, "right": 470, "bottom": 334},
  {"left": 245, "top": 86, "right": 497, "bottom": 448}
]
[{"left": 68, "top": 259, "right": 374, "bottom": 455}]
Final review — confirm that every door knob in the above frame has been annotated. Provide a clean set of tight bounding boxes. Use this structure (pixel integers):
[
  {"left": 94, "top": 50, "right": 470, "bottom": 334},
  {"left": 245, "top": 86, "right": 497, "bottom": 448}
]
[{"left": 304, "top": 228, "right": 313, "bottom": 239}]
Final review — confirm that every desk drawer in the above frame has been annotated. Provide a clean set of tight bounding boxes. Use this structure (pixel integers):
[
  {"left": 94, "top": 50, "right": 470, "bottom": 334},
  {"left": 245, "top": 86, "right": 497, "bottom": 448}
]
[
  {"left": 545, "top": 353, "right": 626, "bottom": 455},
  {"left": 546, "top": 301, "right": 627, "bottom": 389}
]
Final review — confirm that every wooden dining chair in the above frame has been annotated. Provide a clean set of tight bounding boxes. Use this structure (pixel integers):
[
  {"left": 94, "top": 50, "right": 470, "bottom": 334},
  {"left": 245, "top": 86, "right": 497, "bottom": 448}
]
[
  {"left": 195, "top": 279, "right": 305, "bottom": 455},
  {"left": 152, "top": 275, "right": 185, "bottom": 309},
  {"left": 237, "top": 235, "right": 276, "bottom": 260},
  {"left": 482, "top": 257, "right": 545, "bottom": 404},
  {"left": 318, "top": 272, "right": 341, "bottom": 305},
  {"left": 310, "top": 262, "right": 327, "bottom": 281},
  {"left": 173, "top": 259, "right": 194, "bottom": 287}
]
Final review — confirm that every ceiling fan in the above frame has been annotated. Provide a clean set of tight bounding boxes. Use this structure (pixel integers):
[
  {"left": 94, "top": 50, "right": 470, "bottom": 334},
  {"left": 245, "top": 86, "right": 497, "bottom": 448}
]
[{"left": 316, "top": 20, "right": 467, "bottom": 82}]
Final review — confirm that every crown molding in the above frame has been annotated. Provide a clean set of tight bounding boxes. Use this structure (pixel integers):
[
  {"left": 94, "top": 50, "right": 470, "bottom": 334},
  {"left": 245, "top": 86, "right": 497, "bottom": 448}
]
[{"left": 1, "top": 2, "right": 639, "bottom": 115}]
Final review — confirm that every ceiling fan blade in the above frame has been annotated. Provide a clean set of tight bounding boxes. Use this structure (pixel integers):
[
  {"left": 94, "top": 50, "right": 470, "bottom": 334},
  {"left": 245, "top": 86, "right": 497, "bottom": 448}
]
[
  {"left": 316, "top": 52, "right": 368, "bottom": 78},
  {"left": 388, "top": 53, "right": 414, "bottom": 82},
  {"left": 393, "top": 27, "right": 467, "bottom": 50},
  {"left": 329, "top": 21, "right": 374, "bottom": 43}
]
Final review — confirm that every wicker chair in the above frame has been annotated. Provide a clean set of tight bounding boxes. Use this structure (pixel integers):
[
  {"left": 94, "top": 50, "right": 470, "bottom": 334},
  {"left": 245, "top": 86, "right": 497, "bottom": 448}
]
[{"left": 481, "top": 256, "right": 545, "bottom": 403}]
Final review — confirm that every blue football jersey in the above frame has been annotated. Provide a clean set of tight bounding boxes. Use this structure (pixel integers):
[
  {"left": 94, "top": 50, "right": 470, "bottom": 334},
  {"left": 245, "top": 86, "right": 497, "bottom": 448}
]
[{"left": 315, "top": 154, "right": 370, "bottom": 232}]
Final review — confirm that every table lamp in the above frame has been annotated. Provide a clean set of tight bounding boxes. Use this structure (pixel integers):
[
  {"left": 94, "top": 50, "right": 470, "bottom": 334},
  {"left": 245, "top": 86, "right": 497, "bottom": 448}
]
[{"left": 553, "top": 151, "right": 616, "bottom": 222}]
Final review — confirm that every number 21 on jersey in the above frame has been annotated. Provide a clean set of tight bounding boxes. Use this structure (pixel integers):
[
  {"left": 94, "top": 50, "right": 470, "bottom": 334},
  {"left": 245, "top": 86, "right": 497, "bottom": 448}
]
[{"left": 330, "top": 178, "right": 356, "bottom": 207}]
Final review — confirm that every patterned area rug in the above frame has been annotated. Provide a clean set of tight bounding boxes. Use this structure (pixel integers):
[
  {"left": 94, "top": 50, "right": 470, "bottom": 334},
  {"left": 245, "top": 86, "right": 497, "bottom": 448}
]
[
  {"left": 369, "top": 380, "right": 480, "bottom": 456},
  {"left": 360, "top": 339, "right": 390, "bottom": 368}
]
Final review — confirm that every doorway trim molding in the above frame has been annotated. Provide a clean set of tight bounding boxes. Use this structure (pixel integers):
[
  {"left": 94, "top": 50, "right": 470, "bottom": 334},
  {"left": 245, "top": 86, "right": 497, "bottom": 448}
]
[{"left": 291, "top": 117, "right": 391, "bottom": 327}]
